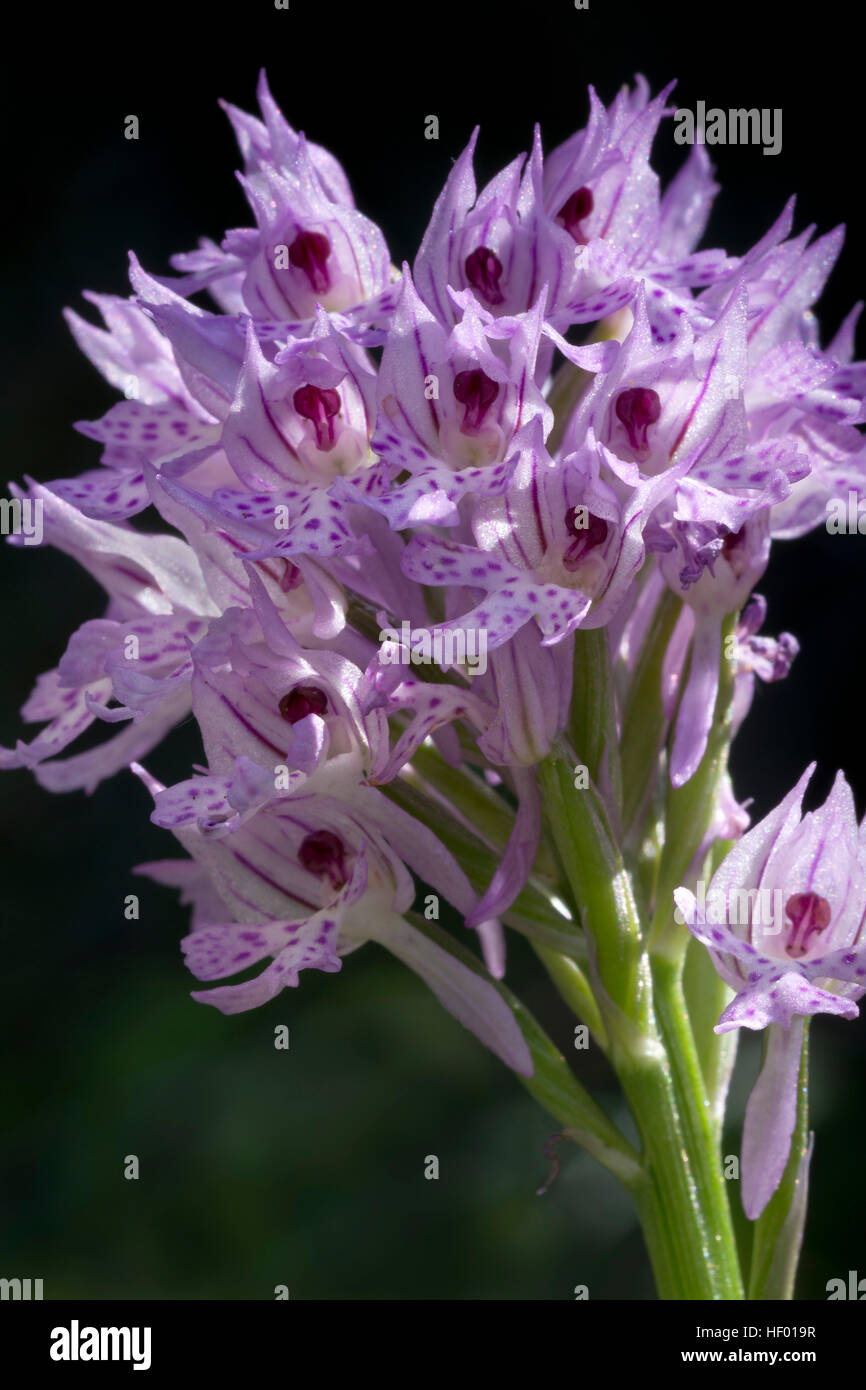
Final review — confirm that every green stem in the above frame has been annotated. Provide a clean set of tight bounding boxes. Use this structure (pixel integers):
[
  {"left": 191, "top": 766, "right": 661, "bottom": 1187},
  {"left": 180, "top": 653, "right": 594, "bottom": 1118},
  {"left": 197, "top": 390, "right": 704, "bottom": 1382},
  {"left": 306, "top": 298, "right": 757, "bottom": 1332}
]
[
  {"left": 538, "top": 747, "right": 645, "bottom": 1024},
  {"left": 570, "top": 628, "right": 622, "bottom": 819},
  {"left": 619, "top": 588, "right": 682, "bottom": 845},
  {"left": 533, "top": 945, "right": 609, "bottom": 1054},
  {"left": 650, "top": 954, "right": 744, "bottom": 1298},
  {"left": 650, "top": 612, "right": 737, "bottom": 951},
  {"left": 539, "top": 742, "right": 745, "bottom": 1298}
]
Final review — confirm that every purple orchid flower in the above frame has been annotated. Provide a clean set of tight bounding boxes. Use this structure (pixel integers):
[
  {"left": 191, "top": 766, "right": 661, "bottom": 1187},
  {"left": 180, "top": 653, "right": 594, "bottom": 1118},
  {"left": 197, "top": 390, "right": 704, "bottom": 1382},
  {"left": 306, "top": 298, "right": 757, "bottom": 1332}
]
[
  {"left": 675, "top": 766, "right": 866, "bottom": 1218},
  {"left": 8, "top": 70, "right": 866, "bottom": 1301}
]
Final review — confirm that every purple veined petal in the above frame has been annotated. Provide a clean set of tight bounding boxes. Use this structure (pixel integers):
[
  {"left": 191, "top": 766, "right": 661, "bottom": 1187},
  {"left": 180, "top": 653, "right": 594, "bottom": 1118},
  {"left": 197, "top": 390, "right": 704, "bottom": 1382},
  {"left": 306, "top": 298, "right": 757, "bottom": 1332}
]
[
  {"left": 253, "top": 71, "right": 355, "bottom": 207},
  {"left": 369, "top": 913, "right": 533, "bottom": 1078},
  {"left": 142, "top": 467, "right": 263, "bottom": 614},
  {"left": 351, "top": 785, "right": 479, "bottom": 920},
  {"left": 63, "top": 292, "right": 190, "bottom": 406},
  {"left": 375, "top": 265, "right": 450, "bottom": 460},
  {"left": 716, "top": 969, "right": 857, "bottom": 1033},
  {"left": 674, "top": 768, "right": 812, "bottom": 954},
  {"left": 128, "top": 254, "right": 244, "bottom": 420},
  {"left": 339, "top": 453, "right": 519, "bottom": 531},
  {"left": 478, "top": 626, "right": 573, "bottom": 767},
  {"left": 709, "top": 764, "right": 814, "bottom": 909},
  {"left": 33, "top": 682, "right": 194, "bottom": 795},
  {"left": 46, "top": 468, "right": 150, "bottom": 522},
  {"left": 135, "top": 857, "right": 231, "bottom": 929},
  {"left": 74, "top": 396, "right": 220, "bottom": 470},
  {"left": 0, "top": 674, "right": 107, "bottom": 772},
  {"left": 669, "top": 612, "right": 721, "bottom": 787},
  {"left": 413, "top": 129, "right": 480, "bottom": 327},
  {"left": 188, "top": 908, "right": 343, "bottom": 1013},
  {"left": 365, "top": 669, "right": 492, "bottom": 786},
  {"left": 11, "top": 479, "right": 219, "bottom": 618},
  {"left": 465, "top": 768, "right": 541, "bottom": 929},
  {"left": 229, "top": 140, "right": 390, "bottom": 322},
  {"left": 741, "top": 1018, "right": 806, "bottom": 1220},
  {"left": 747, "top": 226, "right": 846, "bottom": 359},
  {"left": 220, "top": 320, "right": 305, "bottom": 489},
  {"left": 656, "top": 143, "right": 720, "bottom": 264}
]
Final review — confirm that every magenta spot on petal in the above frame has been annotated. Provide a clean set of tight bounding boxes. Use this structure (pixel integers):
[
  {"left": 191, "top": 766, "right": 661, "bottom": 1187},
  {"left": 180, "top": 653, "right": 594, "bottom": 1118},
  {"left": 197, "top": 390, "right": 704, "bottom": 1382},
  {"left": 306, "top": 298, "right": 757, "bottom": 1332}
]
[
  {"left": 784, "top": 891, "right": 832, "bottom": 959},
  {"left": 288, "top": 229, "right": 332, "bottom": 293},
  {"left": 557, "top": 186, "right": 594, "bottom": 244},
  {"left": 279, "top": 685, "right": 328, "bottom": 724},
  {"left": 294, "top": 384, "right": 341, "bottom": 451},
  {"left": 453, "top": 368, "right": 499, "bottom": 434},
  {"left": 298, "top": 828, "right": 350, "bottom": 890},
  {"left": 464, "top": 245, "right": 505, "bottom": 306},
  {"left": 615, "top": 387, "right": 661, "bottom": 452},
  {"left": 563, "top": 510, "right": 609, "bottom": 571}
]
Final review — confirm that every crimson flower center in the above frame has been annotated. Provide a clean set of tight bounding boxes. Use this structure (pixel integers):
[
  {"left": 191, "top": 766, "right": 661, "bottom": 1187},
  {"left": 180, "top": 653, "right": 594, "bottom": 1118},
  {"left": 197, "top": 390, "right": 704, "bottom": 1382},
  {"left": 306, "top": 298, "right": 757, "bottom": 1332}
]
[
  {"left": 453, "top": 368, "right": 499, "bottom": 434},
  {"left": 293, "top": 384, "right": 342, "bottom": 451},
  {"left": 279, "top": 685, "right": 329, "bottom": 724},
  {"left": 288, "top": 230, "right": 332, "bottom": 293},
  {"left": 784, "top": 892, "right": 832, "bottom": 959},
  {"left": 298, "top": 829, "right": 349, "bottom": 890},
  {"left": 464, "top": 246, "right": 505, "bottom": 305},
  {"left": 615, "top": 387, "right": 661, "bottom": 452},
  {"left": 279, "top": 559, "right": 303, "bottom": 592},
  {"left": 557, "top": 186, "right": 594, "bottom": 243},
  {"left": 563, "top": 509, "right": 609, "bottom": 572}
]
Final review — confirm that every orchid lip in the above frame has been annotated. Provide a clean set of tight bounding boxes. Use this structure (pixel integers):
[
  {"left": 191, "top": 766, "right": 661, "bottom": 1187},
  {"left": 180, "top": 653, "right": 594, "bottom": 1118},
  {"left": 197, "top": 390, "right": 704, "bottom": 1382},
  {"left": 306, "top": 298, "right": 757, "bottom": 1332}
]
[
  {"left": 279, "top": 685, "right": 329, "bottom": 724},
  {"left": 293, "top": 384, "right": 342, "bottom": 451},
  {"left": 557, "top": 185, "right": 594, "bottom": 243},
  {"left": 452, "top": 368, "right": 499, "bottom": 434},
  {"left": 464, "top": 246, "right": 505, "bottom": 305},
  {"left": 614, "top": 387, "right": 661, "bottom": 452},
  {"left": 279, "top": 559, "right": 304, "bottom": 592},
  {"left": 298, "top": 829, "right": 349, "bottom": 889},
  {"left": 288, "top": 230, "right": 332, "bottom": 293},
  {"left": 563, "top": 510, "right": 609, "bottom": 572},
  {"left": 783, "top": 891, "right": 832, "bottom": 959}
]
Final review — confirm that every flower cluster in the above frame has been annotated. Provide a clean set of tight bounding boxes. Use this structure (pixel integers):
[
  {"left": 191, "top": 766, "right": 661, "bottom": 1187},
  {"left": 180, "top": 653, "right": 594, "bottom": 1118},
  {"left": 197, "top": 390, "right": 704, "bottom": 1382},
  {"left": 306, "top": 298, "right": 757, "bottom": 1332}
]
[{"left": 5, "top": 73, "right": 866, "bottom": 1219}]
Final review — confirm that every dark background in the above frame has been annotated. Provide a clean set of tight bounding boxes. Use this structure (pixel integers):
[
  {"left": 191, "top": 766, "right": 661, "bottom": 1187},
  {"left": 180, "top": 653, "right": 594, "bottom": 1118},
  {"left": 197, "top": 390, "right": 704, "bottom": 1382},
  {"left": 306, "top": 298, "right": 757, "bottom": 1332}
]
[{"left": 1, "top": 0, "right": 864, "bottom": 1299}]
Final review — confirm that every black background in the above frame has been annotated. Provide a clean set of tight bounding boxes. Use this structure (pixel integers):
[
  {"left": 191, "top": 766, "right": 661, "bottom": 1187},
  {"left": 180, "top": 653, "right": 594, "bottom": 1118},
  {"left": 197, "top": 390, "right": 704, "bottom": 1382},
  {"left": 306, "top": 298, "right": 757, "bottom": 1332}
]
[{"left": 1, "top": 0, "right": 864, "bottom": 1300}]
